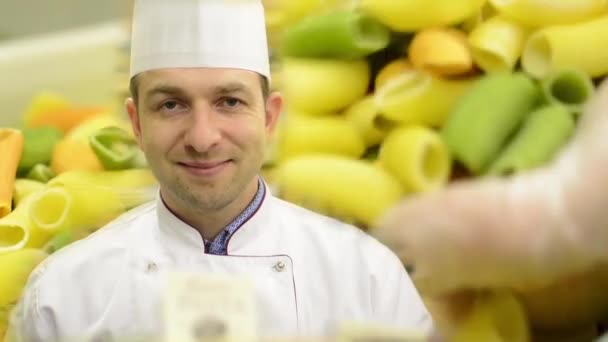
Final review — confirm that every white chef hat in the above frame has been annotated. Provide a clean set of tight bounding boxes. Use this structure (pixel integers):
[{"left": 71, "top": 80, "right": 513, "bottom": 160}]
[{"left": 129, "top": 0, "right": 270, "bottom": 81}]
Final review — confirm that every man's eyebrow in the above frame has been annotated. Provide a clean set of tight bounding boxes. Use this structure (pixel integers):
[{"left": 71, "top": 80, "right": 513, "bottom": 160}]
[
  {"left": 144, "top": 84, "right": 188, "bottom": 99},
  {"left": 213, "top": 82, "right": 254, "bottom": 97}
]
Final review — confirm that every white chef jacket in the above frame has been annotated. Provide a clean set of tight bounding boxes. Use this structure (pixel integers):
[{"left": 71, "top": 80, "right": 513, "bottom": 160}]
[{"left": 8, "top": 181, "right": 432, "bottom": 342}]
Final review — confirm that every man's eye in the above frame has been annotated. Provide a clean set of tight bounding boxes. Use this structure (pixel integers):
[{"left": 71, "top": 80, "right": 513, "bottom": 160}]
[
  {"left": 222, "top": 97, "right": 243, "bottom": 108},
  {"left": 161, "top": 101, "right": 180, "bottom": 110}
]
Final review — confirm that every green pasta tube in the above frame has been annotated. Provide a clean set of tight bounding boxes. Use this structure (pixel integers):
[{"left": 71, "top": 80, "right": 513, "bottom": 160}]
[
  {"left": 89, "top": 126, "right": 139, "bottom": 170},
  {"left": 280, "top": 10, "right": 391, "bottom": 59},
  {"left": 441, "top": 72, "right": 541, "bottom": 174},
  {"left": 468, "top": 16, "right": 529, "bottom": 72},
  {"left": 26, "top": 164, "right": 55, "bottom": 183},
  {"left": 42, "top": 229, "right": 74, "bottom": 254},
  {"left": 489, "top": 0, "right": 607, "bottom": 27},
  {"left": 541, "top": 69, "right": 595, "bottom": 115},
  {"left": 379, "top": 125, "right": 451, "bottom": 193},
  {"left": 488, "top": 105, "right": 575, "bottom": 175},
  {"left": 43, "top": 229, "right": 88, "bottom": 254},
  {"left": 374, "top": 69, "right": 475, "bottom": 127},
  {"left": 17, "top": 127, "right": 63, "bottom": 175},
  {"left": 522, "top": 15, "right": 608, "bottom": 78}
]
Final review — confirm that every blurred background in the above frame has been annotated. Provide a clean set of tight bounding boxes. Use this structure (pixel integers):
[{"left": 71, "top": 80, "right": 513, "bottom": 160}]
[{"left": 0, "top": 0, "right": 131, "bottom": 127}]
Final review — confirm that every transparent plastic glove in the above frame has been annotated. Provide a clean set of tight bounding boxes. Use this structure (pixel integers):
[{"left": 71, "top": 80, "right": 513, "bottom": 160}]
[{"left": 373, "top": 77, "right": 608, "bottom": 294}]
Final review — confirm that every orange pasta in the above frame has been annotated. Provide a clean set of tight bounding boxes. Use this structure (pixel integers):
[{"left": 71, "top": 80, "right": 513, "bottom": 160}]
[{"left": 0, "top": 129, "right": 24, "bottom": 218}]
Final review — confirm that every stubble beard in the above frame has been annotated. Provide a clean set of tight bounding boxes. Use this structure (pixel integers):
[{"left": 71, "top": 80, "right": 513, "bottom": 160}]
[{"left": 171, "top": 175, "right": 237, "bottom": 213}]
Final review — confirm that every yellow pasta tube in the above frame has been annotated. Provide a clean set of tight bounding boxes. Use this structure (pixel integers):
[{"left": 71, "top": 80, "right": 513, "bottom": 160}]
[
  {"left": 468, "top": 16, "right": 529, "bottom": 72},
  {"left": 461, "top": 2, "right": 499, "bottom": 33},
  {"left": 452, "top": 291, "right": 530, "bottom": 342},
  {"left": 378, "top": 125, "right": 451, "bottom": 193},
  {"left": 275, "top": 113, "right": 366, "bottom": 161},
  {"left": 359, "top": 0, "right": 486, "bottom": 32},
  {"left": 0, "top": 248, "right": 47, "bottom": 307},
  {"left": 12, "top": 169, "right": 159, "bottom": 249},
  {"left": 409, "top": 27, "right": 474, "bottom": 77},
  {"left": 12, "top": 179, "right": 45, "bottom": 208},
  {"left": 280, "top": 57, "right": 370, "bottom": 114},
  {"left": 274, "top": 155, "right": 403, "bottom": 228},
  {"left": 26, "top": 185, "right": 125, "bottom": 243},
  {"left": 343, "top": 96, "right": 388, "bottom": 147},
  {"left": 0, "top": 129, "right": 24, "bottom": 218},
  {"left": 522, "top": 15, "right": 608, "bottom": 78},
  {"left": 374, "top": 59, "right": 413, "bottom": 90},
  {"left": 48, "top": 168, "right": 157, "bottom": 214},
  {"left": 489, "top": 0, "right": 608, "bottom": 27},
  {"left": 27, "top": 188, "right": 71, "bottom": 247},
  {"left": 0, "top": 193, "right": 36, "bottom": 253},
  {"left": 374, "top": 69, "right": 476, "bottom": 127},
  {"left": 48, "top": 168, "right": 156, "bottom": 190}
]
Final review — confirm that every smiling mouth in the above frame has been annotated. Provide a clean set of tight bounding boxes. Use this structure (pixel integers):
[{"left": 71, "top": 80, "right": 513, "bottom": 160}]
[{"left": 178, "top": 160, "right": 232, "bottom": 169}]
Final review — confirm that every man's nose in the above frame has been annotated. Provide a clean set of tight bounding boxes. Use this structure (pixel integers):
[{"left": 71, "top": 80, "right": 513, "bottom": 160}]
[{"left": 183, "top": 106, "right": 222, "bottom": 153}]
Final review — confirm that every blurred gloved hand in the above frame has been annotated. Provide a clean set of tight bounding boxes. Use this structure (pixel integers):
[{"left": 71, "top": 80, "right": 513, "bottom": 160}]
[{"left": 372, "top": 78, "right": 608, "bottom": 337}]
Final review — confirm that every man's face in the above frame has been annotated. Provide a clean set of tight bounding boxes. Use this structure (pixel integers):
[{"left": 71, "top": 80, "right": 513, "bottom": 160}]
[{"left": 126, "top": 67, "right": 282, "bottom": 214}]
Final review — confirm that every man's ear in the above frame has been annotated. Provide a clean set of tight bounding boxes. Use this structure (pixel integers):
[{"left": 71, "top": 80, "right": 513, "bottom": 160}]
[
  {"left": 264, "top": 91, "right": 283, "bottom": 137},
  {"left": 125, "top": 97, "right": 143, "bottom": 148}
]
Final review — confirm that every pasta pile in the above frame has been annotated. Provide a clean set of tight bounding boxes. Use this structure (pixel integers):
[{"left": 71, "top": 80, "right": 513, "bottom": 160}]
[
  {"left": 264, "top": 1, "right": 608, "bottom": 340},
  {"left": 0, "top": 100, "right": 157, "bottom": 338},
  {"left": 265, "top": 0, "right": 608, "bottom": 229}
]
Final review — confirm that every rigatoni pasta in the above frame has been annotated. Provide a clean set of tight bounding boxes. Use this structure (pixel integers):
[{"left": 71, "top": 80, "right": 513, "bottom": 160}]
[
  {"left": 0, "top": 194, "right": 33, "bottom": 253},
  {"left": 274, "top": 155, "right": 403, "bottom": 227},
  {"left": 408, "top": 27, "right": 474, "bottom": 76},
  {"left": 343, "top": 95, "right": 388, "bottom": 148},
  {"left": 379, "top": 125, "right": 451, "bottom": 193},
  {"left": 522, "top": 15, "right": 608, "bottom": 78},
  {"left": 441, "top": 72, "right": 541, "bottom": 174},
  {"left": 468, "top": 16, "right": 529, "bottom": 72},
  {"left": 375, "top": 69, "right": 475, "bottom": 127},
  {"left": 278, "top": 10, "right": 390, "bottom": 59},
  {"left": 275, "top": 114, "right": 366, "bottom": 161},
  {"left": 0, "top": 129, "right": 24, "bottom": 219},
  {"left": 541, "top": 69, "right": 595, "bottom": 115},
  {"left": 489, "top": 0, "right": 608, "bottom": 27},
  {"left": 280, "top": 57, "right": 370, "bottom": 114},
  {"left": 488, "top": 105, "right": 576, "bottom": 175},
  {"left": 12, "top": 179, "right": 45, "bottom": 207},
  {"left": 359, "top": 0, "right": 486, "bottom": 32}
]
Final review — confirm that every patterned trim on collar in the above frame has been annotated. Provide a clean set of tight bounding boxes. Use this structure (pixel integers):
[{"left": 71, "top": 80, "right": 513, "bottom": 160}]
[{"left": 205, "top": 177, "right": 266, "bottom": 255}]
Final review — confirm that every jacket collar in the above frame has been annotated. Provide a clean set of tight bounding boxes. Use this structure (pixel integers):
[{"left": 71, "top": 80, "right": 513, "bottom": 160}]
[{"left": 155, "top": 177, "right": 282, "bottom": 258}]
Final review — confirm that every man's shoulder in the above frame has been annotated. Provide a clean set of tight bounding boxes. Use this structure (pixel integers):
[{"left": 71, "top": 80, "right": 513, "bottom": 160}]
[{"left": 30, "top": 201, "right": 157, "bottom": 287}]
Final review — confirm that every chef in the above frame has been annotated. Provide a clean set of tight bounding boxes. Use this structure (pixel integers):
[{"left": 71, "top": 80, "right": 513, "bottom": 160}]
[{"left": 7, "top": 0, "right": 432, "bottom": 341}]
